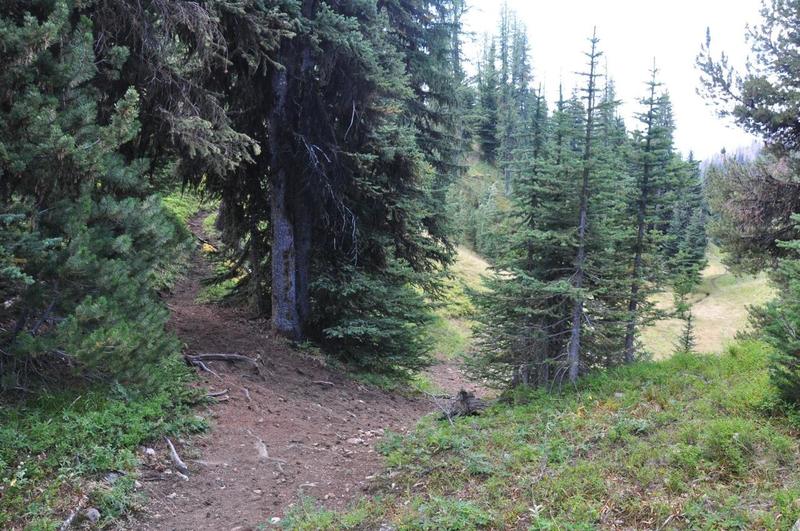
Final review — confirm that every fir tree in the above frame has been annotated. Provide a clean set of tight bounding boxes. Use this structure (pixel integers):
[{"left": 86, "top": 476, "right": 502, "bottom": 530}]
[
  {"left": 623, "top": 65, "right": 676, "bottom": 363},
  {"left": 0, "top": 2, "right": 188, "bottom": 387},
  {"left": 477, "top": 36, "right": 500, "bottom": 163},
  {"left": 566, "top": 30, "right": 603, "bottom": 384}
]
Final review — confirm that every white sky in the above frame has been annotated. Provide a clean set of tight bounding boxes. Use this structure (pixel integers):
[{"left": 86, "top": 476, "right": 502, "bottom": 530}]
[{"left": 464, "top": 0, "right": 762, "bottom": 161}]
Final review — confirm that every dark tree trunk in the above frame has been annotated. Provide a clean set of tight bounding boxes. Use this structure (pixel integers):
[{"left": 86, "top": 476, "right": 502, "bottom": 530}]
[
  {"left": 624, "top": 76, "right": 657, "bottom": 363},
  {"left": 567, "top": 31, "right": 599, "bottom": 385},
  {"left": 268, "top": 58, "right": 302, "bottom": 340},
  {"left": 294, "top": 190, "right": 313, "bottom": 332},
  {"left": 267, "top": 4, "right": 316, "bottom": 340},
  {"left": 270, "top": 166, "right": 302, "bottom": 339}
]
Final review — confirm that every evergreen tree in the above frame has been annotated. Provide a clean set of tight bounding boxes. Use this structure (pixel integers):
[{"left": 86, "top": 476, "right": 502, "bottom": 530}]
[
  {"left": 566, "top": 30, "right": 604, "bottom": 384},
  {"left": 470, "top": 88, "right": 584, "bottom": 388},
  {"left": 673, "top": 272, "right": 698, "bottom": 354},
  {"left": 0, "top": 2, "right": 188, "bottom": 387},
  {"left": 623, "top": 65, "right": 676, "bottom": 363},
  {"left": 477, "top": 36, "right": 500, "bottom": 163},
  {"left": 700, "top": 0, "right": 800, "bottom": 403},
  {"left": 193, "top": 0, "right": 464, "bottom": 371}
]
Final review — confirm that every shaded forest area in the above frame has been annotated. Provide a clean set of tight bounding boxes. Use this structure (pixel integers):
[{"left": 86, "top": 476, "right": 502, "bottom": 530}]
[{"left": 4, "top": 0, "right": 800, "bottom": 528}]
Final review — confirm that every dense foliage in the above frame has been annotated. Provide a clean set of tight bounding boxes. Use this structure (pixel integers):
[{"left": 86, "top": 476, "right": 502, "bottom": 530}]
[
  {"left": 0, "top": 2, "right": 189, "bottom": 388},
  {"left": 465, "top": 17, "right": 707, "bottom": 388},
  {"left": 0, "top": 0, "right": 468, "bottom": 383},
  {"left": 700, "top": 0, "right": 800, "bottom": 404}
]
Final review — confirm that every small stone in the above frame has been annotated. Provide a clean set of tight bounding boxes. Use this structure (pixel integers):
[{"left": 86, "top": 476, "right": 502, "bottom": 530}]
[
  {"left": 83, "top": 508, "right": 101, "bottom": 524},
  {"left": 270, "top": 517, "right": 282, "bottom": 525},
  {"left": 614, "top": 392, "right": 625, "bottom": 399},
  {"left": 104, "top": 472, "right": 123, "bottom": 485},
  {"left": 346, "top": 438, "right": 364, "bottom": 445},
  {"left": 167, "top": 492, "right": 177, "bottom": 499},
  {"left": 253, "top": 489, "right": 262, "bottom": 494}
]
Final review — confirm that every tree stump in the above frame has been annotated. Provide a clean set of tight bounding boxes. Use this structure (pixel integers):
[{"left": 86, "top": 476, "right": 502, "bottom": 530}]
[{"left": 439, "top": 389, "right": 486, "bottom": 421}]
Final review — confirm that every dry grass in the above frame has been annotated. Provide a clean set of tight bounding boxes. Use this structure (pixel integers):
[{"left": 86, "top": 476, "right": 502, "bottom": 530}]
[{"left": 642, "top": 246, "right": 775, "bottom": 358}]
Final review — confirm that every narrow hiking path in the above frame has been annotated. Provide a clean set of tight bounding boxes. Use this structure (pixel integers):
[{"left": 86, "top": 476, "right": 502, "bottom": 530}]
[{"left": 133, "top": 214, "right": 483, "bottom": 530}]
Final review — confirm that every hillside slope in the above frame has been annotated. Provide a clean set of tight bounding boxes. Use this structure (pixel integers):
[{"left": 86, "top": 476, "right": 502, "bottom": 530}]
[
  {"left": 285, "top": 341, "right": 800, "bottom": 529},
  {"left": 642, "top": 246, "right": 774, "bottom": 358}
]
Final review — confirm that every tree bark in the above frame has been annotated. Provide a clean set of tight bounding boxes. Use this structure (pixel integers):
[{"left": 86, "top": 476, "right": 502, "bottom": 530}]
[
  {"left": 624, "top": 73, "right": 658, "bottom": 363},
  {"left": 567, "top": 31, "right": 599, "bottom": 384},
  {"left": 270, "top": 167, "right": 301, "bottom": 339},
  {"left": 269, "top": 59, "right": 302, "bottom": 340}
]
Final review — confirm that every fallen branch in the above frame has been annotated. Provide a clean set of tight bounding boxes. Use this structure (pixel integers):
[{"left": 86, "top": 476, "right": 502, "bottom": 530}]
[
  {"left": 189, "top": 353, "right": 259, "bottom": 365},
  {"left": 312, "top": 380, "right": 335, "bottom": 387},
  {"left": 59, "top": 496, "right": 87, "bottom": 531},
  {"left": 185, "top": 353, "right": 262, "bottom": 376},
  {"left": 207, "top": 389, "right": 229, "bottom": 398},
  {"left": 185, "top": 357, "right": 220, "bottom": 379},
  {"left": 165, "top": 437, "right": 189, "bottom": 476},
  {"left": 241, "top": 387, "right": 252, "bottom": 402}
]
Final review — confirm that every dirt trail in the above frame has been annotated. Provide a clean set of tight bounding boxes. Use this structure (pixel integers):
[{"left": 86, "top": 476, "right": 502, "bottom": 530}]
[{"left": 134, "top": 214, "right": 480, "bottom": 530}]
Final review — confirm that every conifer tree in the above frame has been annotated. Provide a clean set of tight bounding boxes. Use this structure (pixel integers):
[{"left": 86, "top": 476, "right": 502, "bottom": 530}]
[
  {"left": 0, "top": 2, "right": 188, "bottom": 386},
  {"left": 566, "top": 30, "right": 603, "bottom": 383},
  {"left": 623, "top": 65, "right": 676, "bottom": 363},
  {"left": 477, "top": 36, "right": 500, "bottom": 163},
  {"left": 470, "top": 88, "right": 584, "bottom": 387}
]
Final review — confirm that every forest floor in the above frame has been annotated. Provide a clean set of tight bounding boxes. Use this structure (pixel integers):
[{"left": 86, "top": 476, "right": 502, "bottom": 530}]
[{"left": 133, "top": 214, "right": 486, "bottom": 530}]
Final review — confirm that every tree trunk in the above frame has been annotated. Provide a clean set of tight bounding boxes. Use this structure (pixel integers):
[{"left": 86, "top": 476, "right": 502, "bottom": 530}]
[
  {"left": 624, "top": 74, "right": 657, "bottom": 363},
  {"left": 567, "top": 30, "right": 599, "bottom": 384},
  {"left": 270, "top": 168, "right": 301, "bottom": 339},
  {"left": 294, "top": 190, "right": 313, "bottom": 332},
  {"left": 269, "top": 59, "right": 302, "bottom": 340}
]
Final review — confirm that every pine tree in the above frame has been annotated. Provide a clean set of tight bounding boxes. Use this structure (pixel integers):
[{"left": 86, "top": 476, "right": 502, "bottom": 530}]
[
  {"left": 566, "top": 30, "right": 603, "bottom": 384},
  {"left": 0, "top": 2, "right": 188, "bottom": 387},
  {"left": 471, "top": 31, "right": 639, "bottom": 388},
  {"left": 623, "top": 65, "right": 676, "bottom": 363},
  {"left": 470, "top": 87, "right": 584, "bottom": 388},
  {"left": 673, "top": 273, "right": 698, "bottom": 354},
  {"left": 477, "top": 35, "right": 500, "bottom": 163}
]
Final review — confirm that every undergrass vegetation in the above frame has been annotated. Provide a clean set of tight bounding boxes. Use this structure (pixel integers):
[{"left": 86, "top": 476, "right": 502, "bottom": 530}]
[
  {"left": 0, "top": 192, "right": 207, "bottom": 529},
  {"left": 0, "top": 357, "right": 204, "bottom": 529},
  {"left": 282, "top": 340, "right": 800, "bottom": 530},
  {"left": 429, "top": 247, "right": 489, "bottom": 362}
]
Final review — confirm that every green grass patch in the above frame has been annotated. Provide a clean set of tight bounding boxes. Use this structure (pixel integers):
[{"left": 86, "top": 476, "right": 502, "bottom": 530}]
[
  {"left": 282, "top": 340, "right": 800, "bottom": 529},
  {"left": 427, "top": 246, "right": 490, "bottom": 362},
  {"left": 0, "top": 357, "right": 204, "bottom": 529},
  {"left": 161, "top": 190, "right": 214, "bottom": 225}
]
